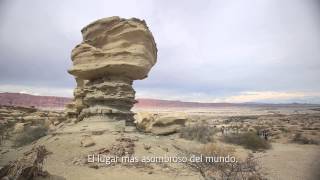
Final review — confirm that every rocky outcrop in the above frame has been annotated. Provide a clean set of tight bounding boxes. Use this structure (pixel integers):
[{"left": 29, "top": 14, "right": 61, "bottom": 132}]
[
  {"left": 134, "top": 112, "right": 188, "bottom": 135},
  {"left": 65, "top": 78, "right": 86, "bottom": 122},
  {"left": 135, "top": 112, "right": 155, "bottom": 132},
  {"left": 0, "top": 105, "right": 66, "bottom": 138},
  {"left": 74, "top": 78, "right": 86, "bottom": 116},
  {"left": 0, "top": 146, "right": 51, "bottom": 180},
  {"left": 65, "top": 102, "right": 77, "bottom": 121},
  {"left": 68, "top": 16, "right": 157, "bottom": 125}
]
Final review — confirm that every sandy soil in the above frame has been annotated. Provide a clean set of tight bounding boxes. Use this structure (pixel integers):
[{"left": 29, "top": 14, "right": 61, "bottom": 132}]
[
  {"left": 257, "top": 143, "right": 320, "bottom": 180},
  {"left": 1, "top": 106, "right": 320, "bottom": 180}
]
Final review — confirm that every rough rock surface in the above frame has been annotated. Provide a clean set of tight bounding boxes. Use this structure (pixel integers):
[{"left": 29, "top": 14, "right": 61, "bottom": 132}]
[
  {"left": 13, "top": 123, "right": 25, "bottom": 133},
  {"left": 0, "top": 105, "right": 66, "bottom": 142},
  {"left": 65, "top": 78, "right": 86, "bottom": 122},
  {"left": 68, "top": 16, "right": 157, "bottom": 125},
  {"left": 134, "top": 112, "right": 155, "bottom": 132},
  {"left": 65, "top": 102, "right": 77, "bottom": 121},
  {"left": 134, "top": 112, "right": 188, "bottom": 135},
  {"left": 0, "top": 146, "right": 50, "bottom": 180},
  {"left": 80, "top": 135, "right": 95, "bottom": 147},
  {"left": 74, "top": 78, "right": 86, "bottom": 116}
]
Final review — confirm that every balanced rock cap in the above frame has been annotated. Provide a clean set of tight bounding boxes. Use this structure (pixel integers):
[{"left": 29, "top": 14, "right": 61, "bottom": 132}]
[{"left": 69, "top": 16, "right": 157, "bottom": 80}]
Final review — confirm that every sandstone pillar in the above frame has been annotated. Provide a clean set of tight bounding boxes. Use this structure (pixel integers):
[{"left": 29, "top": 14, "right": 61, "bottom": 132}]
[{"left": 68, "top": 16, "right": 157, "bottom": 125}]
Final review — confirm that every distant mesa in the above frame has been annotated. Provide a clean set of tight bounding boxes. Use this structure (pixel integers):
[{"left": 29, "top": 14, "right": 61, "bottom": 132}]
[
  {"left": 1, "top": 93, "right": 317, "bottom": 110},
  {"left": 0, "top": 92, "right": 71, "bottom": 108}
]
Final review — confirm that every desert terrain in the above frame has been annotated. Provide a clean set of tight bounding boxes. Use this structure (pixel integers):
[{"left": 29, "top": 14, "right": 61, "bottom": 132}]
[{"left": 1, "top": 102, "right": 320, "bottom": 180}]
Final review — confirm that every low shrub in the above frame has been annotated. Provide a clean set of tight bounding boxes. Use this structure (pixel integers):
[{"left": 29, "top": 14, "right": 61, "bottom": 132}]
[
  {"left": 178, "top": 143, "right": 264, "bottom": 180},
  {"left": 223, "top": 132, "right": 271, "bottom": 151},
  {"left": 292, "top": 133, "right": 318, "bottom": 145},
  {"left": 179, "top": 123, "right": 216, "bottom": 143},
  {"left": 14, "top": 126, "right": 48, "bottom": 147},
  {"left": 279, "top": 127, "right": 289, "bottom": 133}
]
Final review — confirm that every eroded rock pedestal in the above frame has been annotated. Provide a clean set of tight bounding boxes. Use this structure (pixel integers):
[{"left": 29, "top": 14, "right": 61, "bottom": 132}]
[{"left": 68, "top": 16, "right": 157, "bottom": 125}]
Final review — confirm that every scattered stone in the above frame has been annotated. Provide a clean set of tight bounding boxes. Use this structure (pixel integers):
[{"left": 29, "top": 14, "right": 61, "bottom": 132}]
[
  {"left": 161, "top": 147, "right": 169, "bottom": 152},
  {"left": 91, "top": 130, "right": 104, "bottom": 135},
  {"left": 89, "top": 164, "right": 99, "bottom": 169},
  {"left": 53, "top": 120, "right": 60, "bottom": 126},
  {"left": 85, "top": 137, "right": 135, "bottom": 167},
  {"left": 131, "top": 136, "right": 139, "bottom": 141},
  {"left": 112, "top": 131, "right": 119, "bottom": 135},
  {"left": 143, "top": 144, "right": 151, "bottom": 150},
  {"left": 80, "top": 136, "right": 95, "bottom": 147}
]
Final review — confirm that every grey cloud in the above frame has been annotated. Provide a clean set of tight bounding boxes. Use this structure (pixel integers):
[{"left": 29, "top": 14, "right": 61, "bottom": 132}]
[{"left": 0, "top": 0, "right": 320, "bottom": 102}]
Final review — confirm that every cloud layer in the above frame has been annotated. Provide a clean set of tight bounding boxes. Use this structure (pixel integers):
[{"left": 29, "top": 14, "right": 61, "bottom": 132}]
[{"left": 1, "top": 0, "right": 320, "bottom": 103}]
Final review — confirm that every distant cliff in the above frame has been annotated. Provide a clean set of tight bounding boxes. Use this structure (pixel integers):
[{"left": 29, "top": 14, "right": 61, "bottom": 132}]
[
  {"left": 135, "top": 98, "right": 235, "bottom": 108},
  {"left": 0, "top": 93, "right": 72, "bottom": 108},
  {"left": 0, "top": 93, "right": 236, "bottom": 109},
  {"left": 0, "top": 92, "right": 316, "bottom": 109}
]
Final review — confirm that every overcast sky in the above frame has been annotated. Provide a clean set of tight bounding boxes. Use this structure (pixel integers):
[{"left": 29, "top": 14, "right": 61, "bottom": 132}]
[{"left": 0, "top": 0, "right": 320, "bottom": 103}]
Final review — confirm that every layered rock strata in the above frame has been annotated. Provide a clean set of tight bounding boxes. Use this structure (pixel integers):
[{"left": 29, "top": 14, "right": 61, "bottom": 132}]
[
  {"left": 68, "top": 16, "right": 157, "bottom": 125},
  {"left": 65, "top": 78, "right": 86, "bottom": 122}
]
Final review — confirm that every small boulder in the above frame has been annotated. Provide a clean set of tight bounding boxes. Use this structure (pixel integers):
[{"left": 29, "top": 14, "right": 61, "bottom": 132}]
[
  {"left": 151, "top": 115, "right": 187, "bottom": 135},
  {"left": 80, "top": 136, "right": 95, "bottom": 147},
  {"left": 143, "top": 143, "right": 151, "bottom": 150},
  {"left": 53, "top": 120, "right": 60, "bottom": 126},
  {"left": 134, "top": 112, "right": 156, "bottom": 132},
  {"left": 134, "top": 112, "right": 187, "bottom": 135}
]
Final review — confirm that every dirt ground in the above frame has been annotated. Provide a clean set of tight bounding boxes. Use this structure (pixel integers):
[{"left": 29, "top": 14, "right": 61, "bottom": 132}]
[{"left": 1, "top": 106, "right": 320, "bottom": 180}]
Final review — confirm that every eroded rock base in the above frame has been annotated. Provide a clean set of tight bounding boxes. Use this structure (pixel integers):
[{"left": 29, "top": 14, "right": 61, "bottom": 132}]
[{"left": 79, "top": 76, "right": 136, "bottom": 125}]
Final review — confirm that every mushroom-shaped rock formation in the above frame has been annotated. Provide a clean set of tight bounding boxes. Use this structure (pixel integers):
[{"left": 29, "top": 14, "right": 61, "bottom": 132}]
[{"left": 68, "top": 16, "right": 157, "bottom": 125}]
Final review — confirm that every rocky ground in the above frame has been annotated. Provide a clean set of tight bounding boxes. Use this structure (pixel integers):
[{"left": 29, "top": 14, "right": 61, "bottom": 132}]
[{"left": 0, "top": 105, "right": 320, "bottom": 180}]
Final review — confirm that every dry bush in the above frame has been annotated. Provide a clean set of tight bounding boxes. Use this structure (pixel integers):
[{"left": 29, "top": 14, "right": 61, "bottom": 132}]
[
  {"left": 0, "top": 145, "right": 51, "bottom": 179},
  {"left": 14, "top": 126, "right": 48, "bottom": 147},
  {"left": 179, "top": 123, "right": 216, "bottom": 143},
  {"left": 0, "top": 119, "right": 16, "bottom": 145},
  {"left": 223, "top": 132, "right": 271, "bottom": 151},
  {"left": 278, "top": 127, "right": 289, "bottom": 133},
  {"left": 176, "top": 143, "right": 264, "bottom": 180},
  {"left": 292, "top": 133, "right": 318, "bottom": 145}
]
